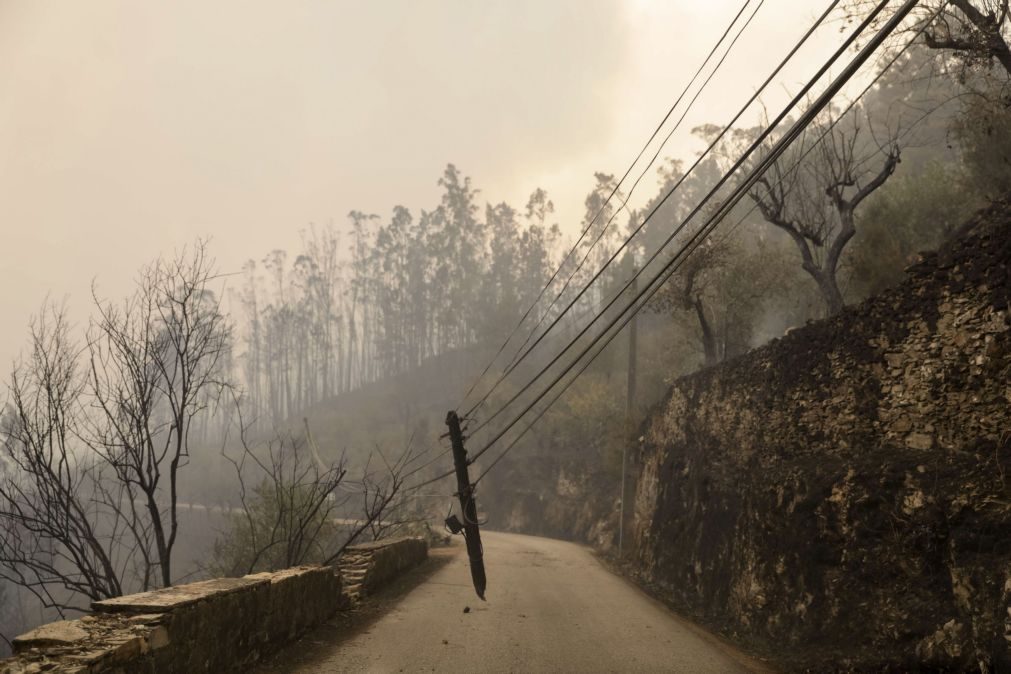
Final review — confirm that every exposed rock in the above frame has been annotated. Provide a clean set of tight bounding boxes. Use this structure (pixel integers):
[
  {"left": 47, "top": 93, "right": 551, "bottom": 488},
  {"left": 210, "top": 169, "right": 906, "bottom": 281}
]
[
  {"left": 624, "top": 199, "right": 1011, "bottom": 671},
  {"left": 917, "top": 619, "right": 965, "bottom": 662},
  {"left": 905, "top": 431, "right": 935, "bottom": 450}
]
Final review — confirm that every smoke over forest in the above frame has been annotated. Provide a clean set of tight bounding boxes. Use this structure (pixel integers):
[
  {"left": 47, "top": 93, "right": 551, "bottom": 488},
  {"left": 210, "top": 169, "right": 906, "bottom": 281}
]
[{"left": 1, "top": 2, "right": 1010, "bottom": 669}]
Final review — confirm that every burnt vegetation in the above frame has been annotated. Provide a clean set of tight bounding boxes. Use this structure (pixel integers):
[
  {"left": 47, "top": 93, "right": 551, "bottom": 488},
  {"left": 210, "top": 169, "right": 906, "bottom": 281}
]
[{"left": 1, "top": 1, "right": 1010, "bottom": 665}]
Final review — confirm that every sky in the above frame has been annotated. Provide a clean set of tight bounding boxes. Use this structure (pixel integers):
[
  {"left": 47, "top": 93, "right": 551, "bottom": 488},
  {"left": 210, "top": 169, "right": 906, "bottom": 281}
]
[{"left": 0, "top": 0, "right": 848, "bottom": 369}]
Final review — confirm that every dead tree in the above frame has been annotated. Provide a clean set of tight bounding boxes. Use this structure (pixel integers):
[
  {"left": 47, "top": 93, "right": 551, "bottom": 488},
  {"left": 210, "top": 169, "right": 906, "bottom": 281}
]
[
  {"left": 925, "top": 0, "right": 1011, "bottom": 74},
  {"left": 845, "top": 0, "right": 1011, "bottom": 79},
  {"left": 0, "top": 245, "right": 232, "bottom": 617},
  {"left": 0, "top": 304, "right": 125, "bottom": 613},
  {"left": 349, "top": 446, "right": 417, "bottom": 549},
  {"left": 748, "top": 108, "right": 900, "bottom": 316},
  {"left": 87, "top": 242, "right": 231, "bottom": 589}
]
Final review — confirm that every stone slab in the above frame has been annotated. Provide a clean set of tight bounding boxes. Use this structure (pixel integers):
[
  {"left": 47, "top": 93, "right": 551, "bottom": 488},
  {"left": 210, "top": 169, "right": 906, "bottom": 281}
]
[
  {"left": 92, "top": 576, "right": 268, "bottom": 614},
  {"left": 345, "top": 536, "right": 416, "bottom": 552},
  {"left": 12, "top": 620, "right": 88, "bottom": 652}
]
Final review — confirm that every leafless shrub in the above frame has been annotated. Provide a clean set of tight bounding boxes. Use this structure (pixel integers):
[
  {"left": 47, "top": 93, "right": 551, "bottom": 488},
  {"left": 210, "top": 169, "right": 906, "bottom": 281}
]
[{"left": 211, "top": 415, "right": 420, "bottom": 575}]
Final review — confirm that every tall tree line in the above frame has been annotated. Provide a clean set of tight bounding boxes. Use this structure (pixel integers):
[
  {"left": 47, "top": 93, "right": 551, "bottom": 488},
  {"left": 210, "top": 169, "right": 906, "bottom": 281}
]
[{"left": 235, "top": 165, "right": 564, "bottom": 428}]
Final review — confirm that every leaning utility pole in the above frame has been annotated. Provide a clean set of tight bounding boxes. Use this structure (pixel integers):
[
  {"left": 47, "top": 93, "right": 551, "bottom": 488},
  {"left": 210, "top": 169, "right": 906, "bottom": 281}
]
[
  {"left": 446, "top": 410, "right": 487, "bottom": 599},
  {"left": 619, "top": 275, "right": 638, "bottom": 557}
]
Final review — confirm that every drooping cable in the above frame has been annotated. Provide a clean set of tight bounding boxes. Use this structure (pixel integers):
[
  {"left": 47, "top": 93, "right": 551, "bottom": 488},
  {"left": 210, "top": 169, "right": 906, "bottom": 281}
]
[
  {"left": 465, "top": 0, "right": 918, "bottom": 468},
  {"left": 456, "top": 0, "right": 758, "bottom": 411},
  {"left": 471, "top": 7, "right": 937, "bottom": 485},
  {"left": 465, "top": 0, "right": 872, "bottom": 440},
  {"left": 495, "top": 0, "right": 768, "bottom": 376},
  {"left": 464, "top": 1, "right": 779, "bottom": 418},
  {"left": 404, "top": 0, "right": 923, "bottom": 495}
]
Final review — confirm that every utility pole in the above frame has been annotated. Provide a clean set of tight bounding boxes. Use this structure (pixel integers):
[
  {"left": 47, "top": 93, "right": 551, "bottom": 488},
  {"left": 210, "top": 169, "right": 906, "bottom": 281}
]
[
  {"left": 446, "top": 410, "right": 487, "bottom": 600},
  {"left": 619, "top": 275, "right": 638, "bottom": 557}
]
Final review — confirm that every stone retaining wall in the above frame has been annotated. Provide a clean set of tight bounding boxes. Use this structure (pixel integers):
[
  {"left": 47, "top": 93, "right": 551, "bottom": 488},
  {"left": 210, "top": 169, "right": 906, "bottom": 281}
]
[
  {"left": 338, "top": 537, "right": 429, "bottom": 602},
  {"left": 0, "top": 537, "right": 427, "bottom": 673},
  {"left": 629, "top": 200, "right": 1011, "bottom": 671}
]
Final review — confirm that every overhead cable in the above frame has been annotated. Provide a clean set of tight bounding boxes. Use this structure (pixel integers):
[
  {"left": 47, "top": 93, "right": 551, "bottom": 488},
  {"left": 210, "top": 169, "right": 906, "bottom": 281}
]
[
  {"left": 466, "top": 0, "right": 917, "bottom": 468},
  {"left": 465, "top": 0, "right": 864, "bottom": 438},
  {"left": 456, "top": 0, "right": 759, "bottom": 411},
  {"left": 496, "top": 0, "right": 769, "bottom": 379},
  {"left": 471, "top": 5, "right": 938, "bottom": 485},
  {"left": 405, "top": 0, "right": 918, "bottom": 494}
]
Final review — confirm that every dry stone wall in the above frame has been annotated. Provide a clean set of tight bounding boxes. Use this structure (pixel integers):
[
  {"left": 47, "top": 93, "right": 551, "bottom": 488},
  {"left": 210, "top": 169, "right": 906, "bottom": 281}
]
[
  {"left": 629, "top": 200, "right": 1011, "bottom": 671},
  {"left": 0, "top": 537, "right": 427, "bottom": 673},
  {"left": 338, "top": 537, "right": 428, "bottom": 602}
]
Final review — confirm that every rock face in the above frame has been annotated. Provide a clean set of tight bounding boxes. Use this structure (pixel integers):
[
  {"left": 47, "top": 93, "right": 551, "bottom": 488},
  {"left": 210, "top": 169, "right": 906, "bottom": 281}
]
[
  {"left": 493, "top": 462, "right": 620, "bottom": 553},
  {"left": 629, "top": 200, "right": 1011, "bottom": 671}
]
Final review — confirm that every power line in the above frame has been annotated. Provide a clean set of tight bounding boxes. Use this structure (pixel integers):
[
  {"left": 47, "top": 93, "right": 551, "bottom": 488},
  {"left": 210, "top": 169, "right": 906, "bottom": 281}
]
[
  {"left": 471, "top": 6, "right": 939, "bottom": 485},
  {"left": 402, "top": 456, "right": 457, "bottom": 493},
  {"left": 465, "top": 0, "right": 917, "bottom": 469},
  {"left": 456, "top": 0, "right": 758, "bottom": 412},
  {"left": 464, "top": 0, "right": 858, "bottom": 439},
  {"left": 408, "top": 0, "right": 923, "bottom": 495},
  {"left": 495, "top": 0, "right": 768, "bottom": 378},
  {"left": 485, "top": 0, "right": 768, "bottom": 400},
  {"left": 464, "top": 0, "right": 779, "bottom": 420},
  {"left": 400, "top": 445, "right": 451, "bottom": 481}
]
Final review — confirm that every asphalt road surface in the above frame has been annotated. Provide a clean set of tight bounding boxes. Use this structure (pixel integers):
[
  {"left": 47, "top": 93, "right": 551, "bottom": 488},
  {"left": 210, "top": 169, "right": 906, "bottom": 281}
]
[{"left": 285, "top": 531, "right": 766, "bottom": 673}]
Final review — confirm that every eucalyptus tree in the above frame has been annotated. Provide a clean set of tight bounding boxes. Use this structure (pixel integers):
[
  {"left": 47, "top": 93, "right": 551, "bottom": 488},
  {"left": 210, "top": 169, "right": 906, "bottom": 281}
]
[
  {"left": 226, "top": 165, "right": 568, "bottom": 425},
  {"left": 299, "top": 225, "right": 342, "bottom": 400},
  {"left": 236, "top": 260, "right": 264, "bottom": 426},
  {"left": 426, "top": 164, "right": 485, "bottom": 350},
  {"left": 346, "top": 211, "right": 379, "bottom": 391},
  {"left": 373, "top": 206, "right": 414, "bottom": 376},
  {"left": 518, "top": 189, "right": 562, "bottom": 313},
  {"left": 481, "top": 202, "right": 523, "bottom": 340}
]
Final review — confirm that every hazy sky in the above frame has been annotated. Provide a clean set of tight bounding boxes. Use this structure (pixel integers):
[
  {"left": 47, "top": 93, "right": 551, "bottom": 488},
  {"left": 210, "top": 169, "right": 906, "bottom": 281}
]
[{"left": 0, "top": 0, "right": 845, "bottom": 369}]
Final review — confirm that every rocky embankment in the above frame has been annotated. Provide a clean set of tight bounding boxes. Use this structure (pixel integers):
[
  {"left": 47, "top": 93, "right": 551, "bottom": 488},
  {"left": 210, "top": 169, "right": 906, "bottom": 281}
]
[
  {"left": 627, "top": 200, "right": 1011, "bottom": 670},
  {"left": 488, "top": 454, "right": 619, "bottom": 550}
]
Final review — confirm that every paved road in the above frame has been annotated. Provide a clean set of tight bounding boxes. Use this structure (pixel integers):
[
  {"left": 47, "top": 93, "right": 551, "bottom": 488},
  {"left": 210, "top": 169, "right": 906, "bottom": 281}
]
[{"left": 292, "top": 531, "right": 766, "bottom": 673}]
